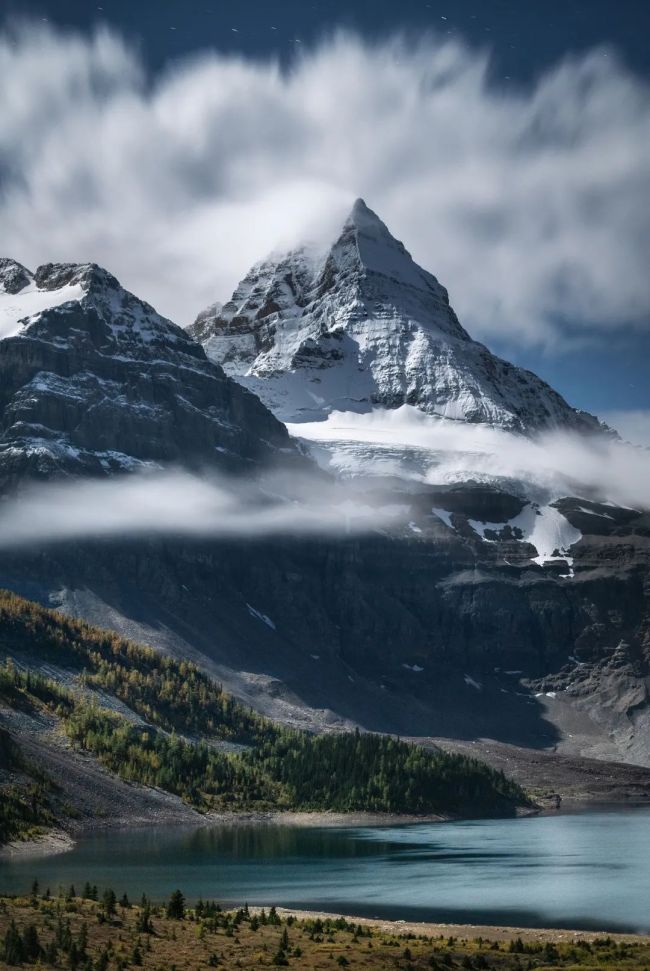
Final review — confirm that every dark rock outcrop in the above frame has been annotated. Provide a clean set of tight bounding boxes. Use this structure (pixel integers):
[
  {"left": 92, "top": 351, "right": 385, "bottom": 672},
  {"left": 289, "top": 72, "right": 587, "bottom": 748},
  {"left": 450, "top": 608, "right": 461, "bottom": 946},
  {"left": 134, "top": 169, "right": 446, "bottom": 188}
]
[{"left": 0, "top": 258, "right": 33, "bottom": 295}]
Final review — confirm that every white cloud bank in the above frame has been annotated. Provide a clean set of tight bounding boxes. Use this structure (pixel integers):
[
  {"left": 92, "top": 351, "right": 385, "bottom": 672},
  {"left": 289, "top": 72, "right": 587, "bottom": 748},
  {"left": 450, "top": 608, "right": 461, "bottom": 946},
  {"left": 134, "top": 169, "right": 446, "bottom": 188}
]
[
  {"left": 0, "top": 411, "right": 648, "bottom": 553},
  {"left": 1, "top": 23, "right": 649, "bottom": 346},
  {"left": 291, "top": 406, "right": 650, "bottom": 510},
  {"left": 0, "top": 470, "right": 405, "bottom": 550}
]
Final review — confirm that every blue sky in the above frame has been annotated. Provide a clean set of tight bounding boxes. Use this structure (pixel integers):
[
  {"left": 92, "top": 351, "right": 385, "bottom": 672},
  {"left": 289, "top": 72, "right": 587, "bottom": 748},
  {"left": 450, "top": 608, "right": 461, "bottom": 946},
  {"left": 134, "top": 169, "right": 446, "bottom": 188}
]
[{"left": 1, "top": 0, "right": 648, "bottom": 438}]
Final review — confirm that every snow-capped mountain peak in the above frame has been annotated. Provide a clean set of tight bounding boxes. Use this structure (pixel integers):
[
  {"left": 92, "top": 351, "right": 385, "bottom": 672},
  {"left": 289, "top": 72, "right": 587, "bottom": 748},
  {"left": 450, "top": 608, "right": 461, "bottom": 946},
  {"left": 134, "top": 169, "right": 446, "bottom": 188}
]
[
  {"left": 0, "top": 259, "right": 87, "bottom": 341},
  {"left": 0, "top": 260, "right": 195, "bottom": 353},
  {"left": 312, "top": 197, "right": 469, "bottom": 344},
  {"left": 0, "top": 259, "right": 293, "bottom": 486},
  {"left": 190, "top": 199, "right": 600, "bottom": 435}
]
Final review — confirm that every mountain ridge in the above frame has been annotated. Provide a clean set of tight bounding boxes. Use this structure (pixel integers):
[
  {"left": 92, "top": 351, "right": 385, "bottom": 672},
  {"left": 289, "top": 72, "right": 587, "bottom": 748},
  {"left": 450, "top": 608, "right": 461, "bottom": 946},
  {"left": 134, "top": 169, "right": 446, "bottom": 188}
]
[{"left": 0, "top": 258, "right": 295, "bottom": 488}]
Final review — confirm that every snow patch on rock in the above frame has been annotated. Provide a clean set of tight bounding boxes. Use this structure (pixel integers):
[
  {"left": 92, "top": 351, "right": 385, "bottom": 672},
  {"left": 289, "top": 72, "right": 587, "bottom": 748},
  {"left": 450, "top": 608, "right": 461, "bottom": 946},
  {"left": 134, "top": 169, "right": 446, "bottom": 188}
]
[
  {"left": 464, "top": 675, "right": 482, "bottom": 691},
  {"left": 0, "top": 282, "right": 85, "bottom": 340},
  {"left": 432, "top": 507, "right": 454, "bottom": 530},
  {"left": 468, "top": 503, "right": 582, "bottom": 566},
  {"left": 246, "top": 604, "right": 276, "bottom": 630}
]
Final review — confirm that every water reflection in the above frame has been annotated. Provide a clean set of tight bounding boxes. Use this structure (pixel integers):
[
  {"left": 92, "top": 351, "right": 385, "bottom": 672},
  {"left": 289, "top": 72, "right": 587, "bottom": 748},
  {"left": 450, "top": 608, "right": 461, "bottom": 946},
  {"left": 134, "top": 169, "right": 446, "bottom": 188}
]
[{"left": 180, "top": 824, "right": 392, "bottom": 860}]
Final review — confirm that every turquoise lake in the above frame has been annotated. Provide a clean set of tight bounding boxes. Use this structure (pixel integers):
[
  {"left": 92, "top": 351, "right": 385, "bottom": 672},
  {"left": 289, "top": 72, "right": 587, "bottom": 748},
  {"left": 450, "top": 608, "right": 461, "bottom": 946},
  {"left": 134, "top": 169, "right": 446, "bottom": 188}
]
[{"left": 2, "top": 810, "right": 649, "bottom": 933}]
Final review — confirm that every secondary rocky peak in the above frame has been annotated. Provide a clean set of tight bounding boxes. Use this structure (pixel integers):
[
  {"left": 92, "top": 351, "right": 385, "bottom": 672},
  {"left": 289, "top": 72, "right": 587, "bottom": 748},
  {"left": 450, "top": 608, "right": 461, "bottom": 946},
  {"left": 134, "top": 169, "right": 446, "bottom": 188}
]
[
  {"left": 0, "top": 257, "right": 294, "bottom": 487},
  {"left": 0, "top": 258, "right": 33, "bottom": 295},
  {"left": 0, "top": 260, "right": 121, "bottom": 301},
  {"left": 33, "top": 261, "right": 120, "bottom": 294},
  {"left": 0, "top": 258, "right": 190, "bottom": 355}
]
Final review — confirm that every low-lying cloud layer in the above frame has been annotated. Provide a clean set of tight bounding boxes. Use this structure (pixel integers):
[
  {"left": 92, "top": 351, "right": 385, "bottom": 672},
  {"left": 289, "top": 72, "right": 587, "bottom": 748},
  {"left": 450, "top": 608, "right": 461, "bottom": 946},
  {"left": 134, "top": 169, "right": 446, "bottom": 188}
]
[
  {"left": 0, "top": 470, "right": 405, "bottom": 550},
  {"left": 0, "top": 416, "right": 648, "bottom": 551},
  {"left": 293, "top": 407, "right": 650, "bottom": 510},
  {"left": 1, "top": 23, "right": 649, "bottom": 346}
]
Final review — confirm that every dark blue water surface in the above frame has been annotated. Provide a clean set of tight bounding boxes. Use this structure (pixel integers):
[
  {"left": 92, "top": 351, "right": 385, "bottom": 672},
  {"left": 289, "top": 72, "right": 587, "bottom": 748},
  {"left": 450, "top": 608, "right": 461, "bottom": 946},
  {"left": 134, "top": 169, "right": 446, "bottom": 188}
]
[{"left": 2, "top": 811, "right": 649, "bottom": 933}]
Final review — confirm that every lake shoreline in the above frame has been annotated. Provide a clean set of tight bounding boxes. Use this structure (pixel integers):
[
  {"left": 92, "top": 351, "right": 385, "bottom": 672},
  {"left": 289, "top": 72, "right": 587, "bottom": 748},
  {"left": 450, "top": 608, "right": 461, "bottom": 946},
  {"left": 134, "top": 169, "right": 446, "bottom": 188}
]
[
  {"left": 0, "top": 805, "right": 541, "bottom": 862},
  {"left": 4, "top": 798, "right": 643, "bottom": 863},
  {"left": 273, "top": 907, "right": 650, "bottom": 944},
  {"left": 0, "top": 829, "right": 74, "bottom": 861},
  {"left": 2, "top": 893, "right": 649, "bottom": 971}
]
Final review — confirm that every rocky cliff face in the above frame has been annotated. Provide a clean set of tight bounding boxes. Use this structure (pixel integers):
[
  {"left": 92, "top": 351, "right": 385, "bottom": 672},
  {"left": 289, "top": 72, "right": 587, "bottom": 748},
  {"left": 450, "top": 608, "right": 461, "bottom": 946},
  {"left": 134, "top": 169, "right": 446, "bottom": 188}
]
[
  {"left": 0, "top": 259, "right": 293, "bottom": 487},
  {"left": 190, "top": 200, "right": 602, "bottom": 434},
  {"left": 3, "top": 488, "right": 649, "bottom": 764}
]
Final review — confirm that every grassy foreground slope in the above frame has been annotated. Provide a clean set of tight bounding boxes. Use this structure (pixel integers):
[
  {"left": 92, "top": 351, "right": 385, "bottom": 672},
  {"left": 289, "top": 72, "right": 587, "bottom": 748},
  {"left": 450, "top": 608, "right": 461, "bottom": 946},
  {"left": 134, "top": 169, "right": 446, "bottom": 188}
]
[
  {"left": 1, "top": 890, "right": 649, "bottom": 971},
  {"left": 0, "top": 590, "right": 529, "bottom": 842}
]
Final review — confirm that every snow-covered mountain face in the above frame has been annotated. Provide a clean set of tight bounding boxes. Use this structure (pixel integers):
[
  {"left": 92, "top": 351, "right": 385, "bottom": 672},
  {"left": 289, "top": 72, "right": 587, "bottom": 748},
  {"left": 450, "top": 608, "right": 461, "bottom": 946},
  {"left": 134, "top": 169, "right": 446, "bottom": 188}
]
[
  {"left": 191, "top": 199, "right": 601, "bottom": 435},
  {"left": 189, "top": 200, "right": 626, "bottom": 574},
  {"left": 0, "top": 258, "right": 293, "bottom": 487}
]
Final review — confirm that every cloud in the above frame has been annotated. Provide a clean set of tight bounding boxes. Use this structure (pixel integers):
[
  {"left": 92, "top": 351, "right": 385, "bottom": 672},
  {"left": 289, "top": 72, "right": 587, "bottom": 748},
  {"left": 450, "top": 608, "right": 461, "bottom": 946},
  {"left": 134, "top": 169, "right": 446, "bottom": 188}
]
[
  {"left": 0, "top": 469, "right": 405, "bottom": 550},
  {"left": 0, "top": 23, "right": 649, "bottom": 346},
  {"left": 602, "top": 409, "right": 650, "bottom": 447},
  {"left": 292, "top": 406, "right": 650, "bottom": 510},
  {"left": 0, "top": 414, "right": 648, "bottom": 552}
]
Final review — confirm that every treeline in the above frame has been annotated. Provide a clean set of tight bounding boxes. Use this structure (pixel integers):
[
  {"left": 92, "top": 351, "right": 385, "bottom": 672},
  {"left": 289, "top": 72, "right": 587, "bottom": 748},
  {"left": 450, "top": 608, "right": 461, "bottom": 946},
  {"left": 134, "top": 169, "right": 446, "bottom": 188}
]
[
  {"left": 0, "top": 661, "right": 526, "bottom": 819},
  {"left": 0, "top": 589, "right": 272, "bottom": 743},
  {"left": 0, "top": 590, "right": 530, "bottom": 824},
  {"left": 251, "top": 730, "right": 525, "bottom": 815},
  {"left": 64, "top": 705, "right": 284, "bottom": 810}
]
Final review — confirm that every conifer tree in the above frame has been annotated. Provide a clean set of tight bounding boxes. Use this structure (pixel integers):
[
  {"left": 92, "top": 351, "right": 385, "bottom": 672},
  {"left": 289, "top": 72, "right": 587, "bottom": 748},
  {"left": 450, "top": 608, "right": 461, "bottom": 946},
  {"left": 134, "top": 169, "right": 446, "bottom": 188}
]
[{"left": 166, "top": 889, "right": 185, "bottom": 920}]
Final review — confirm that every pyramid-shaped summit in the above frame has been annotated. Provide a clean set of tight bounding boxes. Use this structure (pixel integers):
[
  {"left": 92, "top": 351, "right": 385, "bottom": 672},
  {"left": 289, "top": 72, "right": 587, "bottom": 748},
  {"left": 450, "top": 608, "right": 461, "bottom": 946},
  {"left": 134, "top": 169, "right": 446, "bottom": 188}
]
[
  {"left": 319, "top": 198, "right": 470, "bottom": 343},
  {"left": 190, "top": 200, "right": 600, "bottom": 434}
]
